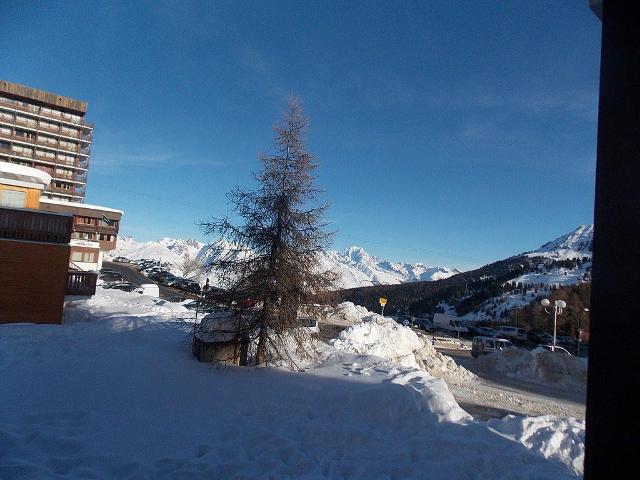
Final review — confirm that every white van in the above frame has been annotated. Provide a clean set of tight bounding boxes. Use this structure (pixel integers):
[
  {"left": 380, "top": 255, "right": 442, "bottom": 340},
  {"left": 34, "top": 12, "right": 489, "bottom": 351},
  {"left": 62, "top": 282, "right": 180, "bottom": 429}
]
[
  {"left": 433, "top": 313, "right": 469, "bottom": 334},
  {"left": 135, "top": 283, "right": 160, "bottom": 298},
  {"left": 471, "top": 336, "right": 514, "bottom": 358}
]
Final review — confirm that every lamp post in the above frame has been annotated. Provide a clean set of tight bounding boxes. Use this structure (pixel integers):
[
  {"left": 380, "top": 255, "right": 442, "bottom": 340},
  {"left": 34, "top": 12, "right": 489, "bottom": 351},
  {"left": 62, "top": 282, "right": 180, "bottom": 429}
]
[
  {"left": 577, "top": 307, "right": 589, "bottom": 357},
  {"left": 541, "top": 298, "right": 566, "bottom": 351}
]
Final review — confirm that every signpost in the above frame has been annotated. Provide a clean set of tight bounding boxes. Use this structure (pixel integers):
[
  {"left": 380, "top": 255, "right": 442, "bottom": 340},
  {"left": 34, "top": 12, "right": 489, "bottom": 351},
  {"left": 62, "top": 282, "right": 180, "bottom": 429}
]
[{"left": 379, "top": 297, "right": 387, "bottom": 316}]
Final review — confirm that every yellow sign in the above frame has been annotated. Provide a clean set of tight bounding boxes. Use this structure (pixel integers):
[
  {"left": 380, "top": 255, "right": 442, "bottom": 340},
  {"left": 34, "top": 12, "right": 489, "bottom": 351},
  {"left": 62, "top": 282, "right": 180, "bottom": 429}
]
[{"left": 379, "top": 297, "right": 387, "bottom": 306}]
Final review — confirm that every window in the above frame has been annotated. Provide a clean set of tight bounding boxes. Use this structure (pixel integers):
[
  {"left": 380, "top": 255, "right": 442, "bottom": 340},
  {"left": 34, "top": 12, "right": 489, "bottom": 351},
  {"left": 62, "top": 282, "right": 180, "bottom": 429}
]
[
  {"left": 16, "top": 129, "right": 35, "bottom": 140},
  {"left": 0, "top": 189, "right": 27, "bottom": 208},
  {"left": 72, "top": 232, "right": 95, "bottom": 240},
  {"left": 71, "top": 251, "right": 96, "bottom": 263}
]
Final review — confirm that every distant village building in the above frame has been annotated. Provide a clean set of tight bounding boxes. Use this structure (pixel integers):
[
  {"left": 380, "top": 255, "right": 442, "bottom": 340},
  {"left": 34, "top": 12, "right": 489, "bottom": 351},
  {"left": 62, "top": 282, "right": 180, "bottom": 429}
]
[{"left": 0, "top": 80, "right": 93, "bottom": 203}]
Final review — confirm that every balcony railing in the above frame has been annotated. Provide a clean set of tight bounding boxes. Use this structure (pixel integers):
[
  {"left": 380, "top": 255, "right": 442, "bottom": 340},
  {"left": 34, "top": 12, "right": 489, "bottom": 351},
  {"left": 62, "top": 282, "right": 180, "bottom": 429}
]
[
  {"left": 37, "top": 122, "right": 61, "bottom": 135},
  {"left": 0, "top": 96, "right": 94, "bottom": 129},
  {"left": 0, "top": 207, "right": 72, "bottom": 244},
  {"left": 67, "top": 270, "right": 98, "bottom": 296}
]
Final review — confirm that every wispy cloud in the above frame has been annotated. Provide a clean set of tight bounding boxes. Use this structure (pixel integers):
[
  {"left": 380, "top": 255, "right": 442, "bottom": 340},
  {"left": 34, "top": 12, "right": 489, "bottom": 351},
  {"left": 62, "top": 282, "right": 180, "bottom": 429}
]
[
  {"left": 92, "top": 151, "right": 229, "bottom": 171},
  {"left": 236, "top": 46, "right": 289, "bottom": 100}
]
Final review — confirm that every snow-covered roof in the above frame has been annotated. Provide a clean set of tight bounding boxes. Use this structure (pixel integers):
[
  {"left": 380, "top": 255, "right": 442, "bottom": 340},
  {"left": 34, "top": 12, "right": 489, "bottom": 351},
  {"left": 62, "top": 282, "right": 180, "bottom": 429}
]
[
  {"left": 40, "top": 197, "right": 124, "bottom": 214},
  {"left": 0, "top": 161, "right": 51, "bottom": 190}
]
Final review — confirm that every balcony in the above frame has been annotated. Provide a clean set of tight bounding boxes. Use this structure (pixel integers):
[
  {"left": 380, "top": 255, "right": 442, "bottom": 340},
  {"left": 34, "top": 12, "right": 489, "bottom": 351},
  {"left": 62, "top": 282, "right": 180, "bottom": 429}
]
[
  {"left": 48, "top": 184, "right": 74, "bottom": 196},
  {"left": 38, "top": 122, "right": 61, "bottom": 135},
  {"left": 66, "top": 270, "right": 97, "bottom": 296},
  {"left": 0, "top": 97, "right": 94, "bottom": 130},
  {"left": 74, "top": 222, "right": 119, "bottom": 236},
  {"left": 0, "top": 207, "right": 72, "bottom": 244},
  {"left": 14, "top": 116, "right": 38, "bottom": 129}
]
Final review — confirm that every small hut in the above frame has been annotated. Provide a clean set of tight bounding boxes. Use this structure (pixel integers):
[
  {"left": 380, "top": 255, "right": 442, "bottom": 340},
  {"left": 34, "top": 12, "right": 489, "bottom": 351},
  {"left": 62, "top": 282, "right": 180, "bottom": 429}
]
[{"left": 192, "top": 311, "right": 253, "bottom": 366}]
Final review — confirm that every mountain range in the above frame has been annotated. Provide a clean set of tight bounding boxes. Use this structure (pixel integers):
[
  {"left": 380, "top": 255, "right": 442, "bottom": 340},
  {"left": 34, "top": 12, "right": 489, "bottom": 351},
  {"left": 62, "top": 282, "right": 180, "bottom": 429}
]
[
  {"left": 107, "top": 225, "right": 593, "bottom": 289},
  {"left": 107, "top": 238, "right": 460, "bottom": 289}
]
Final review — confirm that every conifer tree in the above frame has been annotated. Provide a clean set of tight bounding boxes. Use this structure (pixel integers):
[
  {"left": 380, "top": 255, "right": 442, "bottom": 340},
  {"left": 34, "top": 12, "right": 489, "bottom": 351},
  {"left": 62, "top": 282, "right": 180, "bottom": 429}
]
[{"left": 201, "top": 96, "right": 335, "bottom": 365}]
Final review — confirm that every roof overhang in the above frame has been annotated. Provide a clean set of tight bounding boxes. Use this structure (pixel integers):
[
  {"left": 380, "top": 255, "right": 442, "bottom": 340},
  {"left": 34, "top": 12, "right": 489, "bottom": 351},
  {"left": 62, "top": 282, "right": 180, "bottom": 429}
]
[{"left": 0, "top": 161, "right": 51, "bottom": 190}]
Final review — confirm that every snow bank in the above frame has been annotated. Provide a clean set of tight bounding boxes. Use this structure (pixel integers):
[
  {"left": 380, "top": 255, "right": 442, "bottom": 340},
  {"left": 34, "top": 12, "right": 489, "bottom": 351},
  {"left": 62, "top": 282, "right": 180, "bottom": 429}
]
[
  {"left": 331, "top": 313, "right": 424, "bottom": 368},
  {"left": 489, "top": 415, "right": 585, "bottom": 476},
  {"left": 0, "top": 290, "right": 584, "bottom": 479},
  {"left": 330, "top": 313, "right": 475, "bottom": 382},
  {"left": 476, "top": 347, "right": 587, "bottom": 390},
  {"left": 323, "top": 301, "right": 370, "bottom": 325}
]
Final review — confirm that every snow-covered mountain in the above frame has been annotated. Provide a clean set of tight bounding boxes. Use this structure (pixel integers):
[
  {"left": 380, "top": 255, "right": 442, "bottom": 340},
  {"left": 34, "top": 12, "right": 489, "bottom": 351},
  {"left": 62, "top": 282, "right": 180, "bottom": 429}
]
[
  {"left": 106, "top": 236, "right": 205, "bottom": 273},
  {"left": 319, "top": 246, "right": 460, "bottom": 289},
  {"left": 526, "top": 224, "right": 593, "bottom": 260},
  {"left": 107, "top": 237, "right": 459, "bottom": 289}
]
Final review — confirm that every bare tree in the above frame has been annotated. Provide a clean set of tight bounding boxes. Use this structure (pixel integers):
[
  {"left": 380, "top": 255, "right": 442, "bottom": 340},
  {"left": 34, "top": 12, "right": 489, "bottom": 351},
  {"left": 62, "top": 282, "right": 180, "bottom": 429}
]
[
  {"left": 201, "top": 96, "right": 335, "bottom": 365},
  {"left": 179, "top": 256, "right": 202, "bottom": 280}
]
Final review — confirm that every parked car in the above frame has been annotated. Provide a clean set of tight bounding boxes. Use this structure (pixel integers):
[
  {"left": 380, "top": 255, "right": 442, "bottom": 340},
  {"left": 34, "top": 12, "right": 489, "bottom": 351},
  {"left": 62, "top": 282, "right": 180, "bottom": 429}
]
[
  {"left": 298, "top": 317, "right": 320, "bottom": 334},
  {"left": 109, "top": 282, "right": 136, "bottom": 292},
  {"left": 135, "top": 284, "right": 160, "bottom": 297},
  {"left": 113, "top": 256, "right": 131, "bottom": 263},
  {"left": 157, "top": 273, "right": 177, "bottom": 285},
  {"left": 527, "top": 330, "right": 553, "bottom": 344},
  {"left": 556, "top": 336, "right": 577, "bottom": 348},
  {"left": 433, "top": 313, "right": 468, "bottom": 334},
  {"left": 495, "top": 326, "right": 528, "bottom": 342},
  {"left": 471, "top": 336, "right": 514, "bottom": 358},
  {"left": 467, "top": 326, "right": 499, "bottom": 337},
  {"left": 100, "top": 273, "right": 126, "bottom": 283},
  {"left": 102, "top": 280, "right": 132, "bottom": 290},
  {"left": 537, "top": 345, "right": 572, "bottom": 356}
]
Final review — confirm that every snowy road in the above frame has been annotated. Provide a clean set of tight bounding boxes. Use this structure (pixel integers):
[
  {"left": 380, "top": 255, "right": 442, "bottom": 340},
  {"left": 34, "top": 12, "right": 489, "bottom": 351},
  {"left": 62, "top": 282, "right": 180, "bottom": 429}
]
[{"left": 436, "top": 348, "right": 586, "bottom": 420}]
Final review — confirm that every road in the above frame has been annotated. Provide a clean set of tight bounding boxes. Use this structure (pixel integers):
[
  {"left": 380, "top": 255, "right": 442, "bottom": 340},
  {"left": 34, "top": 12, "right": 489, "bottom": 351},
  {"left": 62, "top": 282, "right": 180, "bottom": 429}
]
[
  {"left": 320, "top": 322, "right": 586, "bottom": 420},
  {"left": 436, "top": 346, "right": 586, "bottom": 420},
  {"left": 102, "top": 261, "right": 195, "bottom": 301}
]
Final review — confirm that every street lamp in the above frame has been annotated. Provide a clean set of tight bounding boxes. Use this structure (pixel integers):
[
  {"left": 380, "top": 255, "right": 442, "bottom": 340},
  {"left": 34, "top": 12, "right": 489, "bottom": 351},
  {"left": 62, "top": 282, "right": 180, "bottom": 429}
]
[
  {"left": 541, "top": 298, "right": 566, "bottom": 351},
  {"left": 577, "top": 307, "right": 589, "bottom": 356}
]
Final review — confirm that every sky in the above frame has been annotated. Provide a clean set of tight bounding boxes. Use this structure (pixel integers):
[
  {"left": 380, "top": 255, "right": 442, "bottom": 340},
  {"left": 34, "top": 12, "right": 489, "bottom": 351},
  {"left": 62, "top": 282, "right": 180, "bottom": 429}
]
[{"left": 2, "top": 1, "right": 601, "bottom": 270}]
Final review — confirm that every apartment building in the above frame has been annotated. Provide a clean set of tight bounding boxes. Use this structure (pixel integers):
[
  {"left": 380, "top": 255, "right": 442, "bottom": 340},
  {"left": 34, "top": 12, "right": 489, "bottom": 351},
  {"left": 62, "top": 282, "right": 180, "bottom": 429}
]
[
  {"left": 0, "top": 80, "right": 92, "bottom": 203},
  {"left": 40, "top": 198, "right": 123, "bottom": 271},
  {"left": 0, "top": 161, "right": 75, "bottom": 324}
]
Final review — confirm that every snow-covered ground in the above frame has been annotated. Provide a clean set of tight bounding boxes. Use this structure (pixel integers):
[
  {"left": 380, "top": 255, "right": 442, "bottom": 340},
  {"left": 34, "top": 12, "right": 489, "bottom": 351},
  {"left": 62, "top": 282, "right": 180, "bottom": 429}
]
[
  {"left": 476, "top": 347, "right": 587, "bottom": 390},
  {"left": 0, "top": 290, "right": 585, "bottom": 478},
  {"left": 510, "top": 262, "right": 591, "bottom": 289}
]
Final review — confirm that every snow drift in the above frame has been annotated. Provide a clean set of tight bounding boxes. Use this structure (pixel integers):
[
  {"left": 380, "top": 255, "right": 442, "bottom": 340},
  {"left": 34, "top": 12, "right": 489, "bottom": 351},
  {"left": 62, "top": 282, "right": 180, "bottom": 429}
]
[
  {"left": 476, "top": 347, "right": 588, "bottom": 390},
  {"left": 0, "top": 289, "right": 585, "bottom": 478}
]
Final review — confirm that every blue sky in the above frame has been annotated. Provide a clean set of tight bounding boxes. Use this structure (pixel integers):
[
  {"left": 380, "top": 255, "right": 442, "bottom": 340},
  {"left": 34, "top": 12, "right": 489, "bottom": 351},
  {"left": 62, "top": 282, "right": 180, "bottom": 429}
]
[{"left": 2, "top": 1, "right": 601, "bottom": 270}]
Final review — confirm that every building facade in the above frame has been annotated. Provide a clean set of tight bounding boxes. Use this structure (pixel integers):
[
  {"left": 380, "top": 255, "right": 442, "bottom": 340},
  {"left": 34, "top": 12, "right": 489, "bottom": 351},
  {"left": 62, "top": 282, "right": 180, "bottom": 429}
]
[
  {"left": 39, "top": 198, "right": 123, "bottom": 271},
  {"left": 0, "top": 80, "right": 92, "bottom": 203},
  {"left": 0, "top": 161, "right": 76, "bottom": 324}
]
